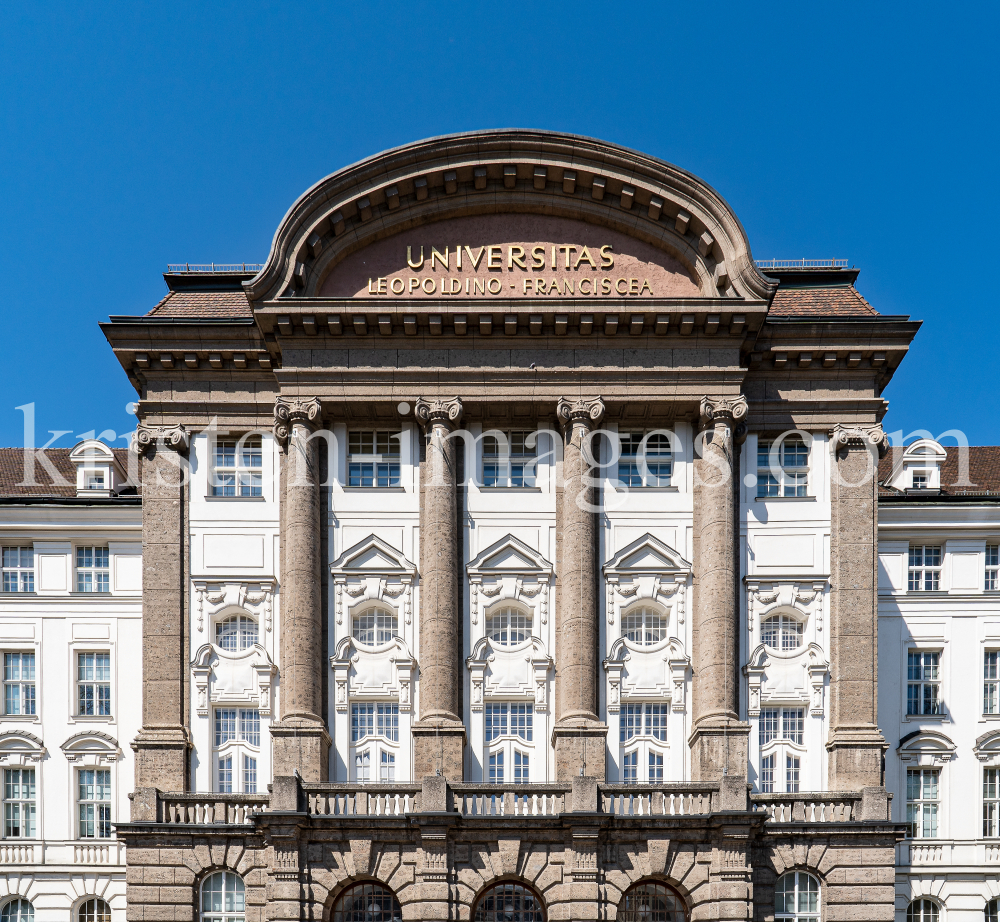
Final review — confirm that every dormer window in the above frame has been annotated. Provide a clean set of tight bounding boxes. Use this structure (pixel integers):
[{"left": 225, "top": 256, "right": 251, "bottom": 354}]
[
  {"left": 85, "top": 471, "right": 105, "bottom": 491},
  {"left": 912, "top": 472, "right": 927, "bottom": 489},
  {"left": 70, "top": 439, "right": 123, "bottom": 497}
]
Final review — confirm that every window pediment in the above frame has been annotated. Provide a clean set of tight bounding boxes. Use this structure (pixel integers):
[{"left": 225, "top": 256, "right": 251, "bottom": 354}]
[
  {"left": 467, "top": 534, "right": 553, "bottom": 577},
  {"left": 603, "top": 533, "right": 691, "bottom": 577},
  {"left": 60, "top": 730, "right": 121, "bottom": 762},
  {"left": 898, "top": 729, "right": 956, "bottom": 764},
  {"left": 0, "top": 730, "right": 46, "bottom": 764},
  {"left": 330, "top": 535, "right": 416, "bottom": 576}
]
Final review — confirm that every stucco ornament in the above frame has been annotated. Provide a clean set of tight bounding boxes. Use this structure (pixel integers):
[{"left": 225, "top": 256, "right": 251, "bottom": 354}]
[
  {"left": 830, "top": 423, "right": 890, "bottom": 458},
  {"left": 134, "top": 423, "right": 189, "bottom": 455},
  {"left": 698, "top": 395, "right": 748, "bottom": 429},
  {"left": 556, "top": 396, "right": 605, "bottom": 430},
  {"left": 414, "top": 396, "right": 463, "bottom": 430},
  {"left": 273, "top": 396, "right": 321, "bottom": 446}
]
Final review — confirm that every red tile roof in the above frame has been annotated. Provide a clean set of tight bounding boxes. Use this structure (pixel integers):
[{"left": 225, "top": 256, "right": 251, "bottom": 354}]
[
  {"left": 769, "top": 286, "right": 879, "bottom": 318},
  {"left": 879, "top": 446, "right": 1000, "bottom": 496},
  {"left": 0, "top": 448, "right": 137, "bottom": 497},
  {"left": 146, "top": 290, "right": 253, "bottom": 318}
]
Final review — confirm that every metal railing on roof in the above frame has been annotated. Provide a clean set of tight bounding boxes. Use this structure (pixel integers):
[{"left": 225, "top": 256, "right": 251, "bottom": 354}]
[
  {"left": 166, "top": 263, "right": 264, "bottom": 274},
  {"left": 755, "top": 258, "right": 848, "bottom": 269}
]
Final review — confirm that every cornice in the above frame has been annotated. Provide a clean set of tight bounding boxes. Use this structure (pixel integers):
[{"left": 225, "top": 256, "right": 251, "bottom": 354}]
[{"left": 244, "top": 130, "right": 777, "bottom": 304}]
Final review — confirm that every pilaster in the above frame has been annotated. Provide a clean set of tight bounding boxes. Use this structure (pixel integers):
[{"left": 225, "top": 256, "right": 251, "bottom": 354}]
[
  {"left": 412, "top": 397, "right": 466, "bottom": 780},
  {"left": 132, "top": 424, "right": 191, "bottom": 792},
  {"left": 690, "top": 396, "right": 750, "bottom": 781},
  {"left": 827, "top": 423, "right": 889, "bottom": 790},
  {"left": 553, "top": 397, "right": 608, "bottom": 781},
  {"left": 271, "top": 397, "right": 330, "bottom": 781}
]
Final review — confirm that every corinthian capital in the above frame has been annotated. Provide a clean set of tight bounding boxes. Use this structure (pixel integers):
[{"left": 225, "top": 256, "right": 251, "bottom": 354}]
[
  {"left": 830, "top": 423, "right": 889, "bottom": 459},
  {"left": 134, "top": 424, "right": 189, "bottom": 456},
  {"left": 699, "top": 395, "right": 748, "bottom": 431},
  {"left": 414, "top": 397, "right": 463, "bottom": 431},
  {"left": 556, "top": 396, "right": 605, "bottom": 431},
  {"left": 273, "top": 396, "right": 322, "bottom": 446}
]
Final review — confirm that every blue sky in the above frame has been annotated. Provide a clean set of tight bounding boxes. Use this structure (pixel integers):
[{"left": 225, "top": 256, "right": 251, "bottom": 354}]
[{"left": 1, "top": 1, "right": 996, "bottom": 448}]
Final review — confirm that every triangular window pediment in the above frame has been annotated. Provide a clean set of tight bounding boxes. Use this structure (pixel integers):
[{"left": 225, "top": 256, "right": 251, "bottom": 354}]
[
  {"left": 330, "top": 535, "right": 416, "bottom": 577},
  {"left": 481, "top": 547, "right": 538, "bottom": 570},
  {"left": 467, "top": 534, "right": 553, "bottom": 577},
  {"left": 604, "top": 533, "right": 691, "bottom": 576},
  {"left": 620, "top": 547, "right": 673, "bottom": 570},
  {"left": 347, "top": 547, "right": 404, "bottom": 570}
]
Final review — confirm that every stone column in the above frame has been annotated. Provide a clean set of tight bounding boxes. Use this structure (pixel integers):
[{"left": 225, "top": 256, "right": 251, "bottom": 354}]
[
  {"left": 827, "top": 424, "right": 889, "bottom": 790},
  {"left": 132, "top": 424, "right": 191, "bottom": 794},
  {"left": 553, "top": 397, "right": 608, "bottom": 781},
  {"left": 271, "top": 396, "right": 330, "bottom": 782},
  {"left": 690, "top": 396, "right": 750, "bottom": 781},
  {"left": 412, "top": 397, "right": 466, "bottom": 780}
]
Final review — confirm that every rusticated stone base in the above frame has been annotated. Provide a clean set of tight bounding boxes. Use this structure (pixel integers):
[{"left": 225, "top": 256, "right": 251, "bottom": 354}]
[
  {"left": 270, "top": 719, "right": 331, "bottom": 782},
  {"left": 552, "top": 723, "right": 609, "bottom": 782},
  {"left": 689, "top": 721, "right": 750, "bottom": 782},
  {"left": 827, "top": 729, "right": 888, "bottom": 791},
  {"left": 412, "top": 721, "right": 466, "bottom": 781},
  {"left": 132, "top": 730, "right": 190, "bottom": 792}
]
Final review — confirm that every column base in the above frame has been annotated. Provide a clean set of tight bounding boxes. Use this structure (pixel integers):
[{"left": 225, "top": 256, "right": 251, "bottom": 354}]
[
  {"left": 271, "top": 718, "right": 331, "bottom": 782},
  {"left": 826, "top": 728, "right": 888, "bottom": 791},
  {"left": 688, "top": 720, "right": 750, "bottom": 782},
  {"left": 412, "top": 719, "right": 466, "bottom": 781},
  {"left": 552, "top": 721, "right": 608, "bottom": 783},
  {"left": 131, "top": 728, "right": 190, "bottom": 792}
]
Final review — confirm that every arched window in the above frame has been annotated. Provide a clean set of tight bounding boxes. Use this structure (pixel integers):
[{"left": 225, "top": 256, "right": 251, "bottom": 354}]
[
  {"left": 474, "top": 882, "right": 544, "bottom": 922},
  {"left": 775, "top": 871, "right": 819, "bottom": 921},
  {"left": 486, "top": 607, "right": 532, "bottom": 646},
  {"left": 761, "top": 614, "right": 804, "bottom": 651},
  {"left": 352, "top": 607, "right": 398, "bottom": 646},
  {"left": 216, "top": 615, "right": 258, "bottom": 652},
  {"left": 907, "top": 900, "right": 939, "bottom": 922},
  {"left": 331, "top": 883, "right": 402, "bottom": 922},
  {"left": 618, "top": 881, "right": 686, "bottom": 921},
  {"left": 201, "top": 872, "right": 244, "bottom": 922},
  {"left": 987, "top": 898, "right": 999, "bottom": 922},
  {"left": 622, "top": 605, "right": 666, "bottom": 645},
  {"left": 1, "top": 901, "right": 33, "bottom": 922},
  {"left": 78, "top": 900, "right": 112, "bottom": 922}
]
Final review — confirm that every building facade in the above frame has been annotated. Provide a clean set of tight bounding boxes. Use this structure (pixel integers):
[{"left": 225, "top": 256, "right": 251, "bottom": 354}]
[
  {"left": 879, "top": 442, "right": 1000, "bottom": 920},
  {"left": 0, "top": 441, "right": 143, "bottom": 922},
  {"left": 99, "top": 130, "right": 920, "bottom": 921}
]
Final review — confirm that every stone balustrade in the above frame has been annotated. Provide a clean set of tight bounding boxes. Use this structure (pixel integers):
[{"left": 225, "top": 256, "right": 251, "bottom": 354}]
[
  {"left": 451, "top": 783, "right": 570, "bottom": 817},
  {"left": 752, "top": 792, "right": 862, "bottom": 822},
  {"left": 600, "top": 783, "right": 717, "bottom": 816},
  {"left": 0, "top": 840, "right": 127, "bottom": 866},
  {"left": 158, "top": 793, "right": 268, "bottom": 825},
  {"left": 303, "top": 783, "right": 421, "bottom": 816}
]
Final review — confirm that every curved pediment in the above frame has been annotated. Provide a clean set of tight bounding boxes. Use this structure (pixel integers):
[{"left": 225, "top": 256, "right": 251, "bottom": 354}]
[
  {"left": 0, "top": 730, "right": 45, "bottom": 755},
  {"left": 467, "top": 534, "right": 553, "bottom": 577},
  {"left": 60, "top": 731, "right": 121, "bottom": 757},
  {"left": 603, "top": 533, "right": 691, "bottom": 577},
  {"left": 246, "top": 130, "right": 776, "bottom": 303},
  {"left": 468, "top": 633, "right": 550, "bottom": 665},
  {"left": 898, "top": 729, "right": 957, "bottom": 757},
  {"left": 330, "top": 535, "right": 416, "bottom": 576}
]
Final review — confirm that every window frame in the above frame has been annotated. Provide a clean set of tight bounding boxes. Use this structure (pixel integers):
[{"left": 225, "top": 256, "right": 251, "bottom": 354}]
[
  {"left": 473, "top": 881, "right": 545, "bottom": 922},
  {"left": 905, "top": 898, "right": 940, "bottom": 922},
  {"left": 988, "top": 544, "right": 999, "bottom": 591},
  {"left": 984, "top": 766, "right": 1000, "bottom": 838},
  {"left": 2, "top": 652, "right": 36, "bottom": 718},
  {"left": 213, "top": 707, "right": 261, "bottom": 793},
  {"left": 215, "top": 614, "right": 259, "bottom": 653},
  {"left": 617, "top": 881, "right": 686, "bottom": 922},
  {"left": 75, "top": 546, "right": 110, "bottom": 593},
  {"left": 906, "top": 767, "right": 940, "bottom": 839},
  {"left": 1, "top": 548, "right": 34, "bottom": 594},
  {"left": 621, "top": 604, "right": 667, "bottom": 647},
  {"left": 347, "top": 430, "right": 403, "bottom": 489},
  {"left": 350, "top": 702, "right": 400, "bottom": 783},
  {"left": 2, "top": 767, "right": 36, "bottom": 839},
  {"left": 351, "top": 605, "right": 399, "bottom": 648},
  {"left": 200, "top": 871, "right": 245, "bottom": 922},
  {"left": 907, "top": 545, "right": 942, "bottom": 592},
  {"left": 76, "top": 767, "right": 112, "bottom": 840},
  {"left": 485, "top": 605, "right": 533, "bottom": 647},
  {"left": 774, "top": 871, "right": 819, "bottom": 922},
  {"left": 618, "top": 702, "right": 669, "bottom": 783},
  {"left": 480, "top": 429, "right": 539, "bottom": 489},
  {"left": 760, "top": 613, "right": 805, "bottom": 653},
  {"left": 75, "top": 651, "right": 112, "bottom": 719},
  {"left": 330, "top": 883, "right": 402, "bottom": 922},
  {"left": 986, "top": 650, "right": 1000, "bottom": 715},
  {"left": 0, "top": 899, "right": 34, "bottom": 922},
  {"left": 756, "top": 434, "right": 810, "bottom": 499},
  {"left": 758, "top": 706, "right": 806, "bottom": 793},
  {"left": 616, "top": 430, "right": 674, "bottom": 489},
  {"left": 483, "top": 701, "right": 534, "bottom": 783},
  {"left": 906, "top": 650, "right": 943, "bottom": 717},
  {"left": 210, "top": 434, "right": 263, "bottom": 498}
]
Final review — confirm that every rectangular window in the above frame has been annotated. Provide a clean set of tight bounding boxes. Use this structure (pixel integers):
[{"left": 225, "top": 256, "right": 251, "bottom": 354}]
[
  {"left": 908, "top": 546, "right": 942, "bottom": 591},
  {"left": 622, "top": 751, "right": 638, "bottom": 784},
  {"left": 215, "top": 708, "right": 260, "bottom": 746},
  {"left": 75, "top": 547, "right": 109, "bottom": 593},
  {"left": 759, "top": 708, "right": 804, "bottom": 745},
  {"left": 379, "top": 751, "right": 395, "bottom": 783},
  {"left": 906, "top": 768, "right": 939, "bottom": 838},
  {"left": 3, "top": 653, "right": 35, "bottom": 716},
  {"left": 243, "top": 756, "right": 257, "bottom": 794},
  {"left": 77, "top": 652, "right": 111, "bottom": 716},
  {"left": 482, "top": 430, "right": 537, "bottom": 488},
  {"left": 3, "top": 769, "right": 36, "bottom": 838},
  {"left": 785, "top": 755, "right": 800, "bottom": 794},
  {"left": 1, "top": 548, "right": 34, "bottom": 593},
  {"left": 351, "top": 703, "right": 399, "bottom": 742},
  {"left": 488, "top": 750, "right": 504, "bottom": 783},
  {"left": 648, "top": 751, "right": 664, "bottom": 783},
  {"left": 988, "top": 545, "right": 999, "bottom": 591},
  {"left": 348, "top": 431, "right": 401, "bottom": 488},
  {"left": 620, "top": 703, "right": 668, "bottom": 742},
  {"left": 984, "top": 768, "right": 1000, "bottom": 837},
  {"left": 485, "top": 703, "right": 532, "bottom": 741},
  {"left": 618, "top": 432, "right": 672, "bottom": 488},
  {"left": 760, "top": 754, "right": 775, "bottom": 794},
  {"left": 354, "top": 750, "right": 370, "bottom": 783},
  {"left": 757, "top": 437, "right": 808, "bottom": 498},
  {"left": 514, "top": 751, "right": 529, "bottom": 784},
  {"left": 77, "top": 768, "right": 111, "bottom": 838},
  {"left": 211, "top": 436, "right": 263, "bottom": 497},
  {"left": 907, "top": 652, "right": 941, "bottom": 716},
  {"left": 986, "top": 652, "right": 1000, "bottom": 715}
]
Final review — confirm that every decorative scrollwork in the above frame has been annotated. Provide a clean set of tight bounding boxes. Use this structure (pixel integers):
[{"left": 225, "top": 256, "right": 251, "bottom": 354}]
[
  {"left": 273, "top": 396, "right": 321, "bottom": 446},
  {"left": 134, "top": 424, "right": 189, "bottom": 456},
  {"left": 556, "top": 396, "right": 605, "bottom": 430},
  {"left": 414, "top": 397, "right": 463, "bottom": 430}
]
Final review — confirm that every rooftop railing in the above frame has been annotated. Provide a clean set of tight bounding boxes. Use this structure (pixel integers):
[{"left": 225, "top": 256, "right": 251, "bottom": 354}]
[
  {"left": 166, "top": 263, "right": 264, "bottom": 273},
  {"left": 755, "top": 258, "right": 849, "bottom": 269}
]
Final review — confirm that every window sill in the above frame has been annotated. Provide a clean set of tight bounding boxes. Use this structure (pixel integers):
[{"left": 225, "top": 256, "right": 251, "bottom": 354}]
[
  {"left": 340, "top": 486, "right": 407, "bottom": 493},
  {"left": 979, "top": 714, "right": 1000, "bottom": 722},
  {"left": 903, "top": 713, "right": 948, "bottom": 722},
  {"left": 754, "top": 495, "right": 816, "bottom": 502},
  {"left": 612, "top": 484, "right": 679, "bottom": 493},
  {"left": 0, "top": 714, "right": 40, "bottom": 724},
  {"left": 68, "top": 715, "right": 114, "bottom": 724},
  {"left": 478, "top": 486, "right": 542, "bottom": 493},
  {"left": 204, "top": 494, "right": 266, "bottom": 501},
  {"left": 69, "top": 592, "right": 112, "bottom": 597},
  {"left": 0, "top": 592, "right": 37, "bottom": 597}
]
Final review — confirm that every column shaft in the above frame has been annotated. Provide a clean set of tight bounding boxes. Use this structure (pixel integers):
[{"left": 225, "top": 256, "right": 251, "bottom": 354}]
[
  {"left": 271, "top": 397, "right": 330, "bottom": 781},
  {"left": 690, "top": 396, "right": 749, "bottom": 781},
  {"left": 412, "top": 397, "right": 465, "bottom": 780},
  {"left": 553, "top": 397, "right": 607, "bottom": 782}
]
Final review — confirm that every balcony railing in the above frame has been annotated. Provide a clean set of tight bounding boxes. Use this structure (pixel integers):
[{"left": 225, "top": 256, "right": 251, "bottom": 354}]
[
  {"left": 755, "top": 258, "right": 849, "bottom": 270},
  {"left": 166, "top": 263, "right": 263, "bottom": 274},
  {"left": 752, "top": 792, "right": 862, "bottom": 823},
  {"left": 304, "top": 784, "right": 421, "bottom": 816},
  {"left": 602, "top": 783, "right": 716, "bottom": 816},
  {"left": 0, "top": 839, "right": 126, "bottom": 865},
  {"left": 451, "top": 784, "right": 570, "bottom": 816},
  {"left": 160, "top": 793, "right": 268, "bottom": 825}
]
